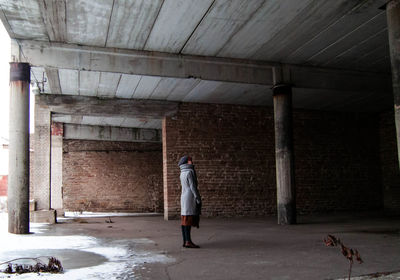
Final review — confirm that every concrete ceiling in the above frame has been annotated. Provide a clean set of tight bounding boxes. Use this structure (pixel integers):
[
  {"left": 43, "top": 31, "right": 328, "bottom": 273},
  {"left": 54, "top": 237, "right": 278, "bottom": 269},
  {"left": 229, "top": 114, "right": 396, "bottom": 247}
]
[
  {"left": 0, "top": 0, "right": 394, "bottom": 129},
  {"left": 1, "top": 0, "right": 391, "bottom": 72}
]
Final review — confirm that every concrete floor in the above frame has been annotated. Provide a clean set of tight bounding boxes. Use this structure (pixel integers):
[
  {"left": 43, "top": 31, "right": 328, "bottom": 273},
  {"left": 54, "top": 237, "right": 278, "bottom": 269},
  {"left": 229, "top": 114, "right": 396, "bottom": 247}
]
[{"left": 0, "top": 212, "right": 399, "bottom": 280}]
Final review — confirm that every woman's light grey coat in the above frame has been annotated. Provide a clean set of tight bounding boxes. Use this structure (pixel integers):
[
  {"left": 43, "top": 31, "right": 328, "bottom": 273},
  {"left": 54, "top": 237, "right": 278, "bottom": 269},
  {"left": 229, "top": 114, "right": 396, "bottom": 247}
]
[{"left": 180, "top": 164, "right": 201, "bottom": 216}]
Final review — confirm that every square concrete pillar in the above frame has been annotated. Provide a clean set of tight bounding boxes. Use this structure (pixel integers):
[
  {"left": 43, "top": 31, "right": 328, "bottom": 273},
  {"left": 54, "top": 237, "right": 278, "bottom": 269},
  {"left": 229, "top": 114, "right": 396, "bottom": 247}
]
[
  {"left": 51, "top": 122, "right": 63, "bottom": 213},
  {"left": 387, "top": 0, "right": 400, "bottom": 169},
  {"left": 32, "top": 98, "right": 51, "bottom": 211}
]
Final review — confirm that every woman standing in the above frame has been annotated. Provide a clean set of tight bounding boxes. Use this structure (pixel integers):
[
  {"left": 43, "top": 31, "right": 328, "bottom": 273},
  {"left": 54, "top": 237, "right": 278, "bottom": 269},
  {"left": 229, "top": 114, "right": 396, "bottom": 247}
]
[{"left": 178, "top": 155, "right": 201, "bottom": 248}]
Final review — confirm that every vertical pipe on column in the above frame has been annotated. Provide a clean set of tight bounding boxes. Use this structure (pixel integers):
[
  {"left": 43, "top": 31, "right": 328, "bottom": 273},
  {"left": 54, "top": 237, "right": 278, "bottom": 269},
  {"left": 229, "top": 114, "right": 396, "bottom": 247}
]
[
  {"left": 273, "top": 84, "right": 296, "bottom": 225},
  {"left": 8, "top": 62, "right": 30, "bottom": 234},
  {"left": 387, "top": 0, "right": 400, "bottom": 169}
]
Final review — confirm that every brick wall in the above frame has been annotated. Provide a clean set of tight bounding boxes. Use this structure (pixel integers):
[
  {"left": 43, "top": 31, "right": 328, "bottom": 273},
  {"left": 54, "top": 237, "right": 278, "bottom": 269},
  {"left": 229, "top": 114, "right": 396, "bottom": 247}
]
[
  {"left": 63, "top": 140, "right": 163, "bottom": 213},
  {"left": 379, "top": 111, "right": 400, "bottom": 214},
  {"left": 294, "top": 110, "right": 382, "bottom": 214},
  {"left": 51, "top": 122, "right": 63, "bottom": 136},
  {"left": 0, "top": 175, "right": 7, "bottom": 196},
  {"left": 163, "top": 102, "right": 383, "bottom": 218},
  {"left": 163, "top": 103, "right": 276, "bottom": 218}
]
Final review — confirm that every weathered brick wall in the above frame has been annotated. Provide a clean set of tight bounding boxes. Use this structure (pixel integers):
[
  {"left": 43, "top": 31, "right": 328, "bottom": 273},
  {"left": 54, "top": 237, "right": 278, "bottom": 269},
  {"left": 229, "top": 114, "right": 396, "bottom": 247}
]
[
  {"left": 294, "top": 110, "right": 382, "bottom": 214},
  {"left": 379, "top": 111, "right": 400, "bottom": 214},
  {"left": 163, "top": 102, "right": 383, "bottom": 218},
  {"left": 163, "top": 103, "right": 276, "bottom": 218},
  {"left": 63, "top": 140, "right": 163, "bottom": 213},
  {"left": 0, "top": 175, "right": 7, "bottom": 196}
]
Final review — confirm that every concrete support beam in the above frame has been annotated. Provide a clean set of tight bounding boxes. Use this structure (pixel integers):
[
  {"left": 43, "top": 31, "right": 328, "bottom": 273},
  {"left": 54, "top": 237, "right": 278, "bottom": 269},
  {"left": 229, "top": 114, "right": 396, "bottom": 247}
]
[
  {"left": 13, "top": 39, "right": 274, "bottom": 86},
  {"left": 45, "top": 68, "right": 62, "bottom": 95},
  {"left": 273, "top": 84, "right": 296, "bottom": 225},
  {"left": 13, "top": 39, "right": 392, "bottom": 93},
  {"left": 37, "top": 94, "right": 179, "bottom": 119},
  {"left": 387, "top": 0, "right": 400, "bottom": 168},
  {"left": 288, "top": 65, "right": 391, "bottom": 93},
  {"left": 8, "top": 63, "right": 30, "bottom": 234},
  {"left": 63, "top": 123, "right": 161, "bottom": 143}
]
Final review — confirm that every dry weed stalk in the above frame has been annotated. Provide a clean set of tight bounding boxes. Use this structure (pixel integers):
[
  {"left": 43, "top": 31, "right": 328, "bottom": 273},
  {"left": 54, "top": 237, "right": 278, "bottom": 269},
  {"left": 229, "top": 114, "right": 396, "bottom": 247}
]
[
  {"left": 324, "top": 235, "right": 363, "bottom": 280},
  {"left": 0, "top": 256, "right": 63, "bottom": 274}
]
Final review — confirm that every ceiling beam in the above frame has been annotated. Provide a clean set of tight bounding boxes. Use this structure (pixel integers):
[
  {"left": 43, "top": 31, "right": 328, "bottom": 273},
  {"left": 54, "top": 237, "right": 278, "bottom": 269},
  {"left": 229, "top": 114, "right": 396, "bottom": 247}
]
[
  {"left": 37, "top": 94, "right": 179, "bottom": 119},
  {"left": 63, "top": 123, "right": 161, "bottom": 143},
  {"left": 14, "top": 39, "right": 275, "bottom": 86},
  {"left": 289, "top": 64, "right": 392, "bottom": 93},
  {"left": 14, "top": 39, "right": 392, "bottom": 93},
  {"left": 45, "top": 68, "right": 62, "bottom": 94}
]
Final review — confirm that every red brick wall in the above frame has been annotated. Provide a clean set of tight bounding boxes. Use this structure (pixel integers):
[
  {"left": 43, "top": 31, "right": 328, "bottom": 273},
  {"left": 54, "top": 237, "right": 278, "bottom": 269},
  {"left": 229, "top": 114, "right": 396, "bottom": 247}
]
[
  {"left": 163, "top": 103, "right": 383, "bottom": 218},
  {"left": 164, "top": 103, "right": 276, "bottom": 218},
  {"left": 51, "top": 122, "right": 63, "bottom": 136},
  {"left": 0, "top": 175, "right": 7, "bottom": 196},
  {"left": 63, "top": 140, "right": 163, "bottom": 213},
  {"left": 380, "top": 111, "right": 400, "bottom": 214}
]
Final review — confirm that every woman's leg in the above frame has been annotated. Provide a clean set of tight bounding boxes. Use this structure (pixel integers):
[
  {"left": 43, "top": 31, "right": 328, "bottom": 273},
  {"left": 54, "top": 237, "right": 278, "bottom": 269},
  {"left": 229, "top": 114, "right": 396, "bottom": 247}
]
[
  {"left": 181, "top": 225, "right": 187, "bottom": 246},
  {"left": 186, "top": 226, "right": 192, "bottom": 242},
  {"left": 184, "top": 226, "right": 200, "bottom": 248}
]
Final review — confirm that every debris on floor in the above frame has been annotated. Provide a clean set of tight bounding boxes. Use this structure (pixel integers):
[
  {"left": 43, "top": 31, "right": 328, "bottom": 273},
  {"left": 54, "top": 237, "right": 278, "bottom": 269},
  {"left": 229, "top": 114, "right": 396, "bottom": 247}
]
[
  {"left": 0, "top": 257, "right": 63, "bottom": 274},
  {"left": 0, "top": 213, "right": 174, "bottom": 279}
]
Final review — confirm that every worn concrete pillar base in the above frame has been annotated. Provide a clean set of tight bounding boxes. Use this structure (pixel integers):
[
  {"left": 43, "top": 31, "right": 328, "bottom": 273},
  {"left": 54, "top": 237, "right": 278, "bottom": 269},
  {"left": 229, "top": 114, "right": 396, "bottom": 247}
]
[
  {"left": 55, "top": 208, "right": 65, "bottom": 217},
  {"left": 30, "top": 210, "right": 56, "bottom": 224},
  {"left": 278, "top": 203, "right": 297, "bottom": 225}
]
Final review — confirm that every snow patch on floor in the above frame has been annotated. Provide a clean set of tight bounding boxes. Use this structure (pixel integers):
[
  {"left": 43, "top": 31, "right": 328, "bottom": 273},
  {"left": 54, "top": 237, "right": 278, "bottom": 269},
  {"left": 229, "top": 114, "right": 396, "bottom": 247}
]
[{"left": 0, "top": 213, "right": 174, "bottom": 279}]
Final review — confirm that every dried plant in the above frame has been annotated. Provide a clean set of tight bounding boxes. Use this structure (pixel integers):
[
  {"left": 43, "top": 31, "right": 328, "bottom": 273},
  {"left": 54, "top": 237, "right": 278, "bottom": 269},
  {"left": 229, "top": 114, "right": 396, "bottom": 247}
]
[
  {"left": 0, "top": 256, "right": 63, "bottom": 275},
  {"left": 324, "top": 235, "right": 363, "bottom": 280}
]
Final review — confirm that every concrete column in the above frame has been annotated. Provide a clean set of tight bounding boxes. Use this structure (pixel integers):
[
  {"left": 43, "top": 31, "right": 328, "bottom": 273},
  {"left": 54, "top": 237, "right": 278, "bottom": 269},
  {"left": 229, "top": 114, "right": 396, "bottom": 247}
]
[
  {"left": 387, "top": 0, "right": 400, "bottom": 168},
  {"left": 8, "top": 62, "right": 30, "bottom": 234},
  {"left": 273, "top": 84, "right": 296, "bottom": 225}
]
